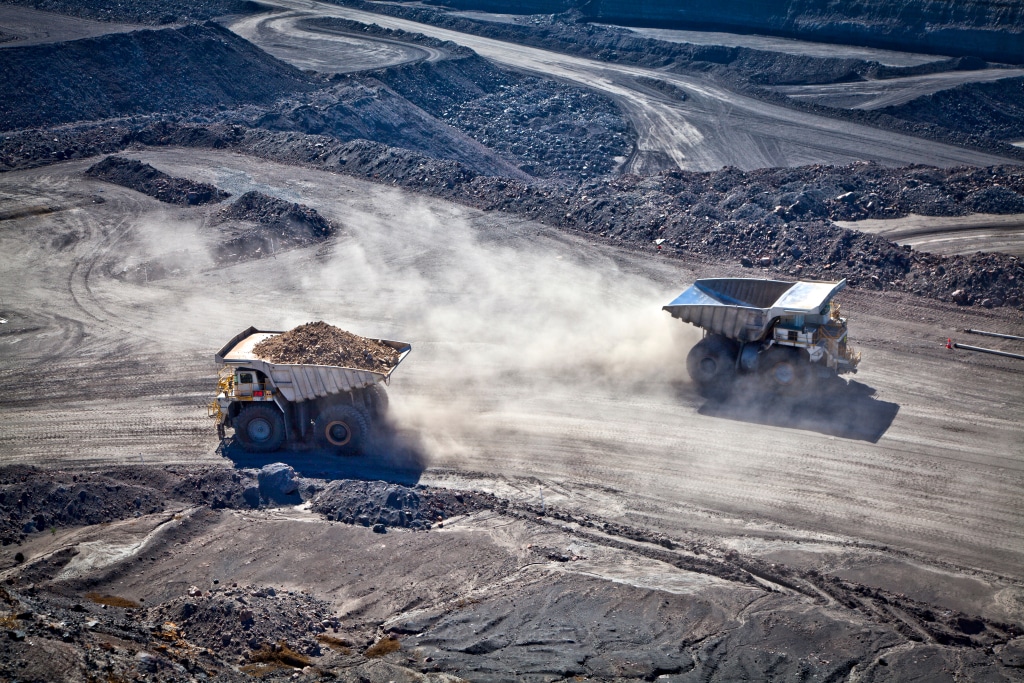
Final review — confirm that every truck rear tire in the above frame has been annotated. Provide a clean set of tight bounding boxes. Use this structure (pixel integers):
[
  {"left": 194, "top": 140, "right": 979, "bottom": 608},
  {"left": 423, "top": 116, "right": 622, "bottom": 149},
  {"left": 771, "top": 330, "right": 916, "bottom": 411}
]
[
  {"left": 759, "top": 346, "right": 809, "bottom": 396},
  {"left": 366, "top": 384, "right": 389, "bottom": 420},
  {"left": 686, "top": 335, "right": 738, "bottom": 398},
  {"left": 314, "top": 404, "right": 368, "bottom": 455},
  {"left": 234, "top": 404, "right": 285, "bottom": 453}
]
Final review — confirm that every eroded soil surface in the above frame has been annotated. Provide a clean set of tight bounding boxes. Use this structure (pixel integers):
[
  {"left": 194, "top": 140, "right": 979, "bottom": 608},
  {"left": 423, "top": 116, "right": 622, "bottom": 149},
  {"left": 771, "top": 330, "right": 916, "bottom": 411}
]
[{"left": 2, "top": 465, "right": 1023, "bottom": 682}]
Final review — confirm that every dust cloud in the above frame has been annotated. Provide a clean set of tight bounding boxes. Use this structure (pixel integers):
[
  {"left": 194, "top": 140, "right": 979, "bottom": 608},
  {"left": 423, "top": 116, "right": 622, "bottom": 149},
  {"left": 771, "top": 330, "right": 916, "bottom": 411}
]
[
  {"left": 294, "top": 192, "right": 700, "bottom": 462},
  {"left": 130, "top": 210, "right": 213, "bottom": 274}
]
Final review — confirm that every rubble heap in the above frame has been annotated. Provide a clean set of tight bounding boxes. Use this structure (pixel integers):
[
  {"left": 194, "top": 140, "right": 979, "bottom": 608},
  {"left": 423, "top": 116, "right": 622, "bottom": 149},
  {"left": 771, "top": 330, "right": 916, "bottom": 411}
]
[{"left": 253, "top": 321, "right": 400, "bottom": 371}]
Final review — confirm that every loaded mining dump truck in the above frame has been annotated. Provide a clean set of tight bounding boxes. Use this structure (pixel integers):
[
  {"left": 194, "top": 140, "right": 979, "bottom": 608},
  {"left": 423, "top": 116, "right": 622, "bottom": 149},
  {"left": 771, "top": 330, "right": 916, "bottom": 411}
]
[
  {"left": 664, "top": 278, "right": 860, "bottom": 397},
  {"left": 211, "top": 323, "right": 411, "bottom": 454}
]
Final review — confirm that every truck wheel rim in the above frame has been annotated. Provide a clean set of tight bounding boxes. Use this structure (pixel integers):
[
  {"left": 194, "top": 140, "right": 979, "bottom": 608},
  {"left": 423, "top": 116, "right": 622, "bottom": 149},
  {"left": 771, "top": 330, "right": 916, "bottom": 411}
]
[
  {"left": 325, "top": 421, "right": 352, "bottom": 447},
  {"left": 773, "top": 363, "right": 795, "bottom": 385},
  {"left": 248, "top": 418, "right": 272, "bottom": 442},
  {"left": 700, "top": 357, "right": 717, "bottom": 375}
]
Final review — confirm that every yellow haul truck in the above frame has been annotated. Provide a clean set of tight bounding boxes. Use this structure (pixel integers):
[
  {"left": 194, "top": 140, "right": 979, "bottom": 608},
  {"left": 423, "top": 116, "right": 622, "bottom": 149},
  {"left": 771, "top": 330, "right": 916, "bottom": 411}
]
[{"left": 211, "top": 326, "right": 411, "bottom": 454}]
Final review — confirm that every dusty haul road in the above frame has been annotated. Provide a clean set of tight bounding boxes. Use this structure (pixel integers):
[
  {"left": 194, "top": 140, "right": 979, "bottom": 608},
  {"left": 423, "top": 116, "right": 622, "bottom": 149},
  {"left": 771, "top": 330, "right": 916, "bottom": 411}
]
[
  {"left": 226, "top": 0, "right": 1022, "bottom": 174},
  {"left": 836, "top": 213, "right": 1024, "bottom": 258},
  {"left": 2, "top": 147, "right": 1023, "bottom": 611}
]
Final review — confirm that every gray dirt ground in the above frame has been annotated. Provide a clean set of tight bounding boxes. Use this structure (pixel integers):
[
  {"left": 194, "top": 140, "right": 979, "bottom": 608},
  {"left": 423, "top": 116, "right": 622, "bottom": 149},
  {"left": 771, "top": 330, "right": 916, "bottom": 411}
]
[
  {"left": 1, "top": 152, "right": 1022, "bottom": 669},
  {"left": 2, "top": 3, "right": 1024, "bottom": 680}
]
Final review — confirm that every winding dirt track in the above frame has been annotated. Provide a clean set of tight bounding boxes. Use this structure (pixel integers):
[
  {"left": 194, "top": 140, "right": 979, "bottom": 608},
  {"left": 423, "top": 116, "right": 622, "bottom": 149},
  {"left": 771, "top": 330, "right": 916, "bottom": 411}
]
[
  {"left": 836, "top": 213, "right": 1024, "bottom": 257},
  {"left": 773, "top": 68, "right": 1024, "bottom": 110},
  {"left": 229, "top": 10, "right": 449, "bottom": 73},
  {"left": 227, "top": 0, "right": 1022, "bottom": 173},
  {"left": 1, "top": 151, "right": 1022, "bottom": 622}
]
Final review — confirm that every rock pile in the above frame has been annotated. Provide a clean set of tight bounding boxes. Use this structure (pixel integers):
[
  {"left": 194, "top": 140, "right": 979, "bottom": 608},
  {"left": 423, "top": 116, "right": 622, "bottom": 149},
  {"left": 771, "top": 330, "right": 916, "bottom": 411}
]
[
  {"left": 151, "top": 583, "right": 337, "bottom": 661},
  {"left": 253, "top": 321, "right": 401, "bottom": 371},
  {"left": 85, "top": 155, "right": 230, "bottom": 205},
  {"left": 218, "top": 191, "right": 334, "bottom": 240},
  {"left": 0, "top": 0, "right": 253, "bottom": 25},
  {"left": 0, "top": 466, "right": 166, "bottom": 545},
  {"left": 0, "top": 22, "right": 315, "bottom": 132},
  {"left": 310, "top": 480, "right": 492, "bottom": 531},
  {"left": 212, "top": 190, "right": 337, "bottom": 264}
]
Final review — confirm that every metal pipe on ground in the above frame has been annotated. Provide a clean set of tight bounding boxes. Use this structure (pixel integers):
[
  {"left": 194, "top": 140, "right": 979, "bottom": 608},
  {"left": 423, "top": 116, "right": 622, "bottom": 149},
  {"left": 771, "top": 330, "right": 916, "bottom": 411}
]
[
  {"left": 963, "top": 329, "right": 1024, "bottom": 342},
  {"left": 952, "top": 343, "right": 1024, "bottom": 361}
]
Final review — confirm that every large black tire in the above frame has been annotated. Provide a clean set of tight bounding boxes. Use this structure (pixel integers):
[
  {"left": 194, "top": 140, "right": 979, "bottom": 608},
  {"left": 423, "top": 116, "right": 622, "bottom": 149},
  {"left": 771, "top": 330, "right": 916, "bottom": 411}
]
[
  {"left": 365, "top": 384, "right": 389, "bottom": 420},
  {"left": 314, "top": 404, "right": 369, "bottom": 455},
  {"left": 759, "top": 346, "right": 810, "bottom": 396},
  {"left": 686, "top": 335, "right": 738, "bottom": 398},
  {"left": 234, "top": 404, "right": 285, "bottom": 453}
]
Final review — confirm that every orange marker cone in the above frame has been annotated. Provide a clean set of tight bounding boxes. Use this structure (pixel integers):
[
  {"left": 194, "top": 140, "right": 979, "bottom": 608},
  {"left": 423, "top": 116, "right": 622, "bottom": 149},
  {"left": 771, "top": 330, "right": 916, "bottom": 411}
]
[{"left": 946, "top": 338, "right": 952, "bottom": 349}]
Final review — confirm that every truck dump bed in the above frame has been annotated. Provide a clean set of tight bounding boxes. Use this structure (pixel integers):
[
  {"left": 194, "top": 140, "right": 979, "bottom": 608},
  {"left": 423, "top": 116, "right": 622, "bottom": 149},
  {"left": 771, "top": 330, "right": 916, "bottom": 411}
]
[
  {"left": 215, "top": 326, "right": 411, "bottom": 403},
  {"left": 663, "top": 278, "right": 847, "bottom": 342}
]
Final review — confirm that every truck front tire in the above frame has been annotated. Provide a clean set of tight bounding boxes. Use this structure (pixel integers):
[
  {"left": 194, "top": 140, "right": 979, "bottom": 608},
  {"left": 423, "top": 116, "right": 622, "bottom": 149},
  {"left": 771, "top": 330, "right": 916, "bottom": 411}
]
[
  {"left": 314, "top": 404, "right": 368, "bottom": 455},
  {"left": 234, "top": 404, "right": 286, "bottom": 453},
  {"left": 686, "top": 335, "right": 738, "bottom": 398},
  {"left": 760, "top": 346, "right": 809, "bottom": 396}
]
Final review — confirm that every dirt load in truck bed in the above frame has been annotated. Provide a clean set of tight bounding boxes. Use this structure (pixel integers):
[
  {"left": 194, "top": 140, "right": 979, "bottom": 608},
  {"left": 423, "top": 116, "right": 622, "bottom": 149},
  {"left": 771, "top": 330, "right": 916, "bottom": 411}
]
[{"left": 252, "top": 321, "right": 400, "bottom": 371}]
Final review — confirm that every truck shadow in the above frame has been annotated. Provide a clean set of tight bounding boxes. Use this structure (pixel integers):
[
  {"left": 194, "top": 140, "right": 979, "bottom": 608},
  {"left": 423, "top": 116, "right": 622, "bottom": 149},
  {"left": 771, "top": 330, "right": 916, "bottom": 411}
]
[
  {"left": 696, "top": 377, "right": 899, "bottom": 443},
  {"left": 218, "top": 422, "right": 427, "bottom": 485}
]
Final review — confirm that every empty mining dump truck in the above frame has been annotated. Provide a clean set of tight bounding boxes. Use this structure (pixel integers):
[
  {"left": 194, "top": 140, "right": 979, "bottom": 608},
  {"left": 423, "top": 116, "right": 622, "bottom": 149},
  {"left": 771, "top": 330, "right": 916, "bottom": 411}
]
[
  {"left": 211, "top": 326, "right": 411, "bottom": 454},
  {"left": 664, "top": 278, "right": 860, "bottom": 397}
]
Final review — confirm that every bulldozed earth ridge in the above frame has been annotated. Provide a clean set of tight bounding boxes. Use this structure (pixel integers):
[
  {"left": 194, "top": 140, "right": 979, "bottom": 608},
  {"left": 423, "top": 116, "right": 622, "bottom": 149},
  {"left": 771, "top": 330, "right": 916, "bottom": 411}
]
[
  {"left": 85, "top": 155, "right": 231, "bottom": 206},
  {"left": 4, "top": 121, "right": 1022, "bottom": 310},
  {"left": 0, "top": 21, "right": 317, "bottom": 132},
  {"left": 1, "top": 464, "right": 1022, "bottom": 682}
]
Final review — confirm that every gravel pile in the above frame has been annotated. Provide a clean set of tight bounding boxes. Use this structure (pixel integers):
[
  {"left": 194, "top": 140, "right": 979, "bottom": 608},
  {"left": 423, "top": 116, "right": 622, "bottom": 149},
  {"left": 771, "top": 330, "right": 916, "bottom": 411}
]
[
  {"left": 0, "top": 23, "right": 315, "bottom": 133},
  {"left": 0, "top": 0, "right": 256, "bottom": 25},
  {"left": 150, "top": 584, "right": 337, "bottom": 661},
  {"left": 253, "top": 321, "right": 400, "bottom": 371},
  {"left": 0, "top": 465, "right": 323, "bottom": 546},
  {"left": 880, "top": 76, "right": 1024, "bottom": 143},
  {"left": 0, "top": 466, "right": 166, "bottom": 545},
  {"left": 211, "top": 190, "right": 337, "bottom": 264},
  {"left": 85, "top": 155, "right": 230, "bottom": 205},
  {"left": 310, "top": 480, "right": 492, "bottom": 531},
  {"left": 218, "top": 191, "right": 334, "bottom": 239}
]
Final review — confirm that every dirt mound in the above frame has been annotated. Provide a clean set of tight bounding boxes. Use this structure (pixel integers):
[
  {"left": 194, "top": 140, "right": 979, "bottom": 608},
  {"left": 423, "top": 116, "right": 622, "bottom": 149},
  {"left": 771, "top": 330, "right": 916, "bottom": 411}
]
[
  {"left": 372, "top": 56, "right": 632, "bottom": 179},
  {"left": 218, "top": 190, "right": 334, "bottom": 238},
  {"left": 85, "top": 155, "right": 230, "bottom": 205},
  {"left": 150, "top": 584, "right": 336, "bottom": 662},
  {"left": 0, "top": 466, "right": 166, "bottom": 546},
  {"left": 0, "top": 465, "right": 320, "bottom": 546},
  {"left": 212, "top": 190, "right": 337, "bottom": 263},
  {"left": 2, "top": 0, "right": 259, "bottom": 25},
  {"left": 880, "top": 76, "right": 1024, "bottom": 143},
  {"left": 0, "top": 22, "right": 314, "bottom": 131},
  {"left": 310, "top": 480, "right": 491, "bottom": 530},
  {"left": 253, "top": 321, "right": 401, "bottom": 371}
]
